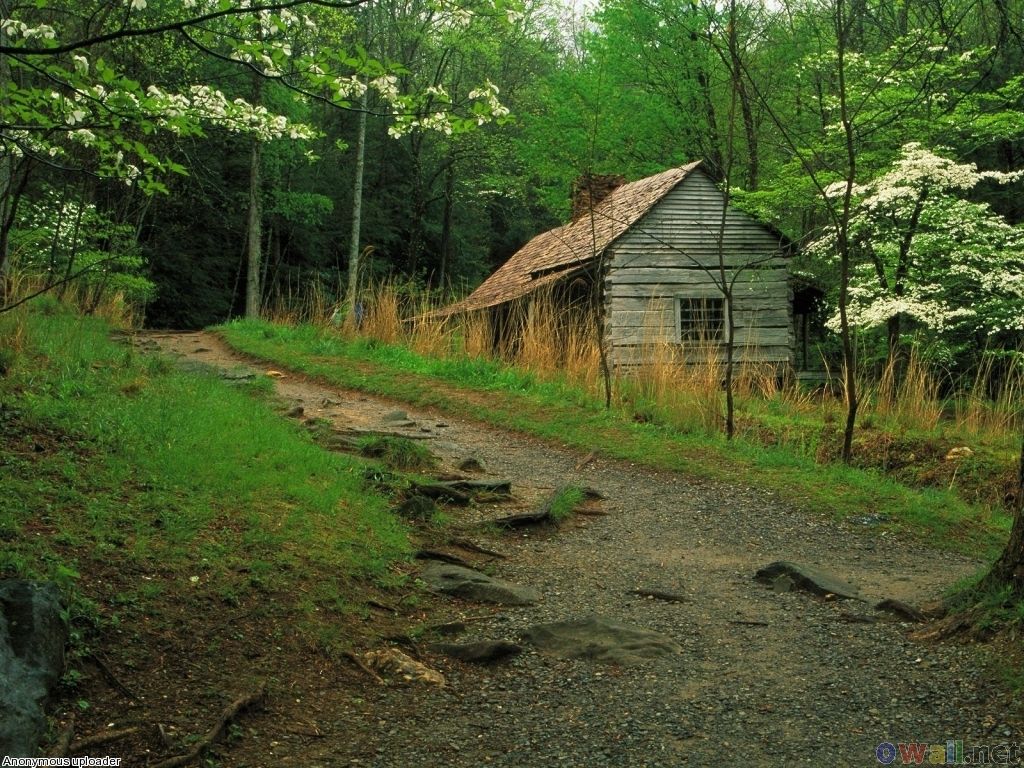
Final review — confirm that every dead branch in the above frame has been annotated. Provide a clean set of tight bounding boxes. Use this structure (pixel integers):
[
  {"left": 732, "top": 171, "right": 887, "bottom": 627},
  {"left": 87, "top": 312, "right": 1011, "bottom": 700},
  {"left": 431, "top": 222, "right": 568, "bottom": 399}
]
[
  {"left": 448, "top": 537, "right": 507, "bottom": 558},
  {"left": 87, "top": 650, "right": 137, "bottom": 699},
  {"left": 574, "top": 451, "right": 597, "bottom": 471},
  {"left": 149, "top": 686, "right": 267, "bottom": 768},
  {"left": 415, "top": 549, "right": 474, "bottom": 568},
  {"left": 68, "top": 726, "right": 140, "bottom": 754},
  {"left": 342, "top": 651, "right": 385, "bottom": 686},
  {"left": 47, "top": 715, "right": 75, "bottom": 758},
  {"left": 492, "top": 485, "right": 592, "bottom": 528},
  {"left": 410, "top": 482, "right": 471, "bottom": 505}
]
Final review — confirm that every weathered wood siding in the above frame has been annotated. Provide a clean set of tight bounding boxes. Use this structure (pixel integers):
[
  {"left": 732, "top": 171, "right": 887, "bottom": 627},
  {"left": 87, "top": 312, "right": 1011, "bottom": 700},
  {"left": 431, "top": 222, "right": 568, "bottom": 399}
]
[{"left": 604, "top": 170, "right": 792, "bottom": 367}]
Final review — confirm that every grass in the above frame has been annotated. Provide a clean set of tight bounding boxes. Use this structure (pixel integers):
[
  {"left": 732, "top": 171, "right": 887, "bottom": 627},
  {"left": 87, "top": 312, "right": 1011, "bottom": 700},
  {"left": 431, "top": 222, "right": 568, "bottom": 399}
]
[
  {"left": 548, "top": 486, "right": 586, "bottom": 524},
  {"left": 217, "top": 317, "right": 1012, "bottom": 559},
  {"left": 0, "top": 301, "right": 411, "bottom": 655},
  {"left": 357, "top": 436, "right": 437, "bottom": 471}
]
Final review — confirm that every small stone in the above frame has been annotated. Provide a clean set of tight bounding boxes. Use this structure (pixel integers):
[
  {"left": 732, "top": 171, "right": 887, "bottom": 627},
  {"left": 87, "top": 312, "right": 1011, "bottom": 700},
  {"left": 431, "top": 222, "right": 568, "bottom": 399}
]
[
  {"left": 458, "top": 457, "right": 484, "bottom": 473},
  {"left": 522, "top": 616, "right": 682, "bottom": 665},
  {"left": 755, "top": 561, "right": 862, "bottom": 600},
  {"left": 429, "top": 640, "right": 523, "bottom": 664},
  {"left": 419, "top": 563, "right": 540, "bottom": 606}
]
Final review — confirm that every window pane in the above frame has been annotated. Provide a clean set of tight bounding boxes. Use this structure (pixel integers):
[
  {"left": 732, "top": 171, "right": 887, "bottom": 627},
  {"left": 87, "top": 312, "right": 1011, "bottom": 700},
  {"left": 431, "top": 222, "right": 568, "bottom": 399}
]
[{"left": 679, "top": 298, "right": 725, "bottom": 342}]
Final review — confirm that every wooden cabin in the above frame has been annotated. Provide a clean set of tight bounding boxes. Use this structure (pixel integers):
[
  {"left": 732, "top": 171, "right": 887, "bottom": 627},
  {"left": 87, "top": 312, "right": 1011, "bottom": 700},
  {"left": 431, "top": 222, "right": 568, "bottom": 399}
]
[{"left": 440, "top": 162, "right": 797, "bottom": 371}]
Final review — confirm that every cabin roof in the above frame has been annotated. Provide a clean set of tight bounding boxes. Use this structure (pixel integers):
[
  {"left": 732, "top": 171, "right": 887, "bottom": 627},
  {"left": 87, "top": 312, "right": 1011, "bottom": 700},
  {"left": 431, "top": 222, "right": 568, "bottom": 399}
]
[{"left": 439, "top": 161, "right": 703, "bottom": 315}]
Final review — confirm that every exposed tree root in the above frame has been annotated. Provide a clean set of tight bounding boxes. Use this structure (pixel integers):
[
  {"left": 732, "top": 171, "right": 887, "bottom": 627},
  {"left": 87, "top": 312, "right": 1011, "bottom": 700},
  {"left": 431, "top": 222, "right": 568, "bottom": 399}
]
[
  {"left": 69, "top": 726, "right": 140, "bottom": 754},
  {"left": 150, "top": 686, "right": 267, "bottom": 768}
]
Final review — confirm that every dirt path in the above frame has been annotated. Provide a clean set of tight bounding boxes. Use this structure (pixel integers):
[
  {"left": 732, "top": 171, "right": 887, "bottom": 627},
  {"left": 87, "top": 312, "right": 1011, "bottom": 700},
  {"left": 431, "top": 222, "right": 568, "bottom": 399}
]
[{"left": 147, "top": 331, "right": 1020, "bottom": 767}]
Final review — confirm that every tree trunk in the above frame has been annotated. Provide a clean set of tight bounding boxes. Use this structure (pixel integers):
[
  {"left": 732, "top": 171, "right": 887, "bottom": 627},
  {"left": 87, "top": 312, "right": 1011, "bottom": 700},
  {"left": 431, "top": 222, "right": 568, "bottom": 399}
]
[
  {"left": 57, "top": 185, "right": 88, "bottom": 301},
  {"left": 346, "top": 83, "right": 368, "bottom": 321},
  {"left": 406, "top": 143, "right": 426, "bottom": 276},
  {"left": 719, "top": 0, "right": 741, "bottom": 439},
  {"left": 244, "top": 138, "right": 263, "bottom": 319},
  {"left": 0, "top": 16, "right": 13, "bottom": 301},
  {"left": 983, "top": 429, "right": 1024, "bottom": 593},
  {"left": 438, "top": 159, "right": 455, "bottom": 289},
  {"left": 696, "top": 69, "right": 725, "bottom": 180},
  {"left": 836, "top": 0, "right": 859, "bottom": 463},
  {"left": 727, "top": 12, "right": 758, "bottom": 191}
]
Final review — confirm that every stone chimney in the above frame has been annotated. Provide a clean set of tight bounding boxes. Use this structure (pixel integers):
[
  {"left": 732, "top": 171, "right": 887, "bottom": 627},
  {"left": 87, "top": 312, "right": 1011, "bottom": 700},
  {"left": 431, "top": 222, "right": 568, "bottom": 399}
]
[{"left": 571, "top": 173, "right": 626, "bottom": 220}]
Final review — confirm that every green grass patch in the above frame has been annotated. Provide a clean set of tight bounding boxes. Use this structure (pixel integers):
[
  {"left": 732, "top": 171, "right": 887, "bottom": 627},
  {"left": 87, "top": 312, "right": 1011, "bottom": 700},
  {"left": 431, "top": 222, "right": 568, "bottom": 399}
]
[
  {"left": 0, "top": 305, "right": 411, "bottom": 652},
  {"left": 548, "top": 486, "right": 586, "bottom": 524},
  {"left": 217, "top": 319, "right": 1011, "bottom": 559},
  {"left": 358, "top": 435, "right": 437, "bottom": 471}
]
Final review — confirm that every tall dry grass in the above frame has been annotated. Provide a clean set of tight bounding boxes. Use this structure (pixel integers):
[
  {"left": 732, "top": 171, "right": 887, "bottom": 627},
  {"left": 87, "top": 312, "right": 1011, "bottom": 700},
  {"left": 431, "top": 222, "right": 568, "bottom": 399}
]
[
  {"left": 866, "top": 349, "right": 944, "bottom": 431},
  {"left": 3, "top": 270, "right": 141, "bottom": 328},
  {"left": 265, "top": 278, "right": 337, "bottom": 327},
  {"left": 955, "top": 353, "right": 1023, "bottom": 437},
  {"left": 284, "top": 280, "right": 1020, "bottom": 447}
]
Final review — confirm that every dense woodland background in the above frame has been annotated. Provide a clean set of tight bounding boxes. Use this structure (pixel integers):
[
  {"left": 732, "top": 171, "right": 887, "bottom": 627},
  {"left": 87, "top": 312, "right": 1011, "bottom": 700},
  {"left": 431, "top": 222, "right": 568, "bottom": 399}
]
[{"left": 1, "top": 0, "right": 1023, "bottom": 376}]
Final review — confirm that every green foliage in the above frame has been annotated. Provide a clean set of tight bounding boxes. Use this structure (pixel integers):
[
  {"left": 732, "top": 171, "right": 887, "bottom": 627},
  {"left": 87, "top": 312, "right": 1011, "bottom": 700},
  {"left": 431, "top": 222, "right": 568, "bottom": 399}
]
[
  {"left": 0, "top": 307, "right": 411, "bottom": 644},
  {"left": 357, "top": 436, "right": 437, "bottom": 471},
  {"left": 13, "top": 187, "right": 156, "bottom": 306},
  {"left": 548, "top": 485, "right": 585, "bottom": 524}
]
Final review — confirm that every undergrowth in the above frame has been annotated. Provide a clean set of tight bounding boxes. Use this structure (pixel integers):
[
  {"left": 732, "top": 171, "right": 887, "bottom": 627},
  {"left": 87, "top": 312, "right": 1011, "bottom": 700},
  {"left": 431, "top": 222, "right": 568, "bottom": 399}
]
[{"left": 0, "top": 302, "right": 410, "bottom": 655}]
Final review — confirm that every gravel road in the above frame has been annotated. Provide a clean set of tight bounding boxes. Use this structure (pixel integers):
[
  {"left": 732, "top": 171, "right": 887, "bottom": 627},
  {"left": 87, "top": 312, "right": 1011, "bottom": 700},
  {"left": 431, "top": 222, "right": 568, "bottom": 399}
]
[{"left": 150, "top": 331, "right": 1022, "bottom": 768}]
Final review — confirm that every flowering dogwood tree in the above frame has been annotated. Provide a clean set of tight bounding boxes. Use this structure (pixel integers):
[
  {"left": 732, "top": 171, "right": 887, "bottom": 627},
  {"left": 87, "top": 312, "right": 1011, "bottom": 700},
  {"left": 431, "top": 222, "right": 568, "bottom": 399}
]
[
  {"left": 811, "top": 143, "right": 1024, "bottom": 365},
  {"left": 0, "top": 0, "right": 517, "bottom": 304}
]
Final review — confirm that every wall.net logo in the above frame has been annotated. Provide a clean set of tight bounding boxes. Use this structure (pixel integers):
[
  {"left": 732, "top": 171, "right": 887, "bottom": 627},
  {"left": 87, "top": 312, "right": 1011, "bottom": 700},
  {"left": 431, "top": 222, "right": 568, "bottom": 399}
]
[{"left": 876, "top": 740, "right": 1023, "bottom": 765}]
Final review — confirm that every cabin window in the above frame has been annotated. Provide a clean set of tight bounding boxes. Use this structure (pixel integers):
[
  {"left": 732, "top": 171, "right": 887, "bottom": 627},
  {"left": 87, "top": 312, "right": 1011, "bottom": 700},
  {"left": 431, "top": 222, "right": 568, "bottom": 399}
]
[{"left": 676, "top": 297, "right": 726, "bottom": 343}]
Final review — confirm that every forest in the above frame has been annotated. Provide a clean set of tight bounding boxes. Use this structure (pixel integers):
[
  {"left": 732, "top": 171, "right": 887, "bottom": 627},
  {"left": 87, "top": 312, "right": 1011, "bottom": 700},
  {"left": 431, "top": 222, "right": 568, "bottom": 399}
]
[
  {"left": 1, "top": 0, "right": 1021, "bottom": 360},
  {"left": 4, "top": 2, "right": 1024, "bottom": 763}
]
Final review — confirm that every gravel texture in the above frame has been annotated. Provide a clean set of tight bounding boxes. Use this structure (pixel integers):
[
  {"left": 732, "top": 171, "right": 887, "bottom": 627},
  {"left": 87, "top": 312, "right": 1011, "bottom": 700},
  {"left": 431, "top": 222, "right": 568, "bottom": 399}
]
[{"left": 150, "top": 332, "right": 1022, "bottom": 768}]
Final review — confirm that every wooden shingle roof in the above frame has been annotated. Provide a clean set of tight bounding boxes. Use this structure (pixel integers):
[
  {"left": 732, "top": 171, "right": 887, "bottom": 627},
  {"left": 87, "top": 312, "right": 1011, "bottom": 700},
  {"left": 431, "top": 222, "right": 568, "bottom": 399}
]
[{"left": 440, "top": 161, "right": 702, "bottom": 315}]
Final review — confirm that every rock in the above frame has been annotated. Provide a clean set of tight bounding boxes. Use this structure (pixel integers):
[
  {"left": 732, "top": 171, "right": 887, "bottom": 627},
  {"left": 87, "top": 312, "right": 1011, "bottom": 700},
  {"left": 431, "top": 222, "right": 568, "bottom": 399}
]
[
  {"left": 384, "top": 410, "right": 410, "bottom": 423},
  {"left": 286, "top": 405, "right": 304, "bottom": 418},
  {"left": 362, "top": 648, "right": 445, "bottom": 687},
  {"left": 0, "top": 580, "right": 68, "bottom": 758},
  {"left": 397, "top": 495, "right": 437, "bottom": 521},
  {"left": 521, "top": 616, "right": 682, "bottom": 665},
  {"left": 755, "top": 561, "right": 862, "bottom": 600},
  {"left": 632, "top": 588, "right": 687, "bottom": 603},
  {"left": 429, "top": 640, "right": 523, "bottom": 663},
  {"left": 427, "top": 621, "right": 467, "bottom": 637},
  {"left": 772, "top": 574, "right": 794, "bottom": 594},
  {"left": 945, "top": 446, "right": 973, "bottom": 461},
  {"left": 458, "top": 457, "right": 484, "bottom": 473},
  {"left": 419, "top": 563, "right": 539, "bottom": 606},
  {"left": 875, "top": 598, "right": 927, "bottom": 622}
]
